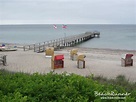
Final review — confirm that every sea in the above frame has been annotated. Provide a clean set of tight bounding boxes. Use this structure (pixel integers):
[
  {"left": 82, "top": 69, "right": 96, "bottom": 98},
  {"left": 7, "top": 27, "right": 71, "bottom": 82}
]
[{"left": 0, "top": 24, "right": 136, "bottom": 50}]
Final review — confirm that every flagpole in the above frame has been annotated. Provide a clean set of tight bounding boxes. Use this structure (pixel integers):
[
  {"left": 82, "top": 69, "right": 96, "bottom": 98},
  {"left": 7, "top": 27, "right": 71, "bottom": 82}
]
[
  {"left": 62, "top": 24, "right": 67, "bottom": 47},
  {"left": 63, "top": 25, "right": 65, "bottom": 47}
]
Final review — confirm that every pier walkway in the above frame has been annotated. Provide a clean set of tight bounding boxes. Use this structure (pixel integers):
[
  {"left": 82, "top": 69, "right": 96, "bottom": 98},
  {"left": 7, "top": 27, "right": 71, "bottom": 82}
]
[{"left": 23, "top": 31, "right": 100, "bottom": 52}]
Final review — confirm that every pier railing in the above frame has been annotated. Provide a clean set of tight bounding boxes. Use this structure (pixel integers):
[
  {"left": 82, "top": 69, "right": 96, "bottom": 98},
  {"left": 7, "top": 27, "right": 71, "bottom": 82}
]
[{"left": 23, "top": 31, "right": 100, "bottom": 52}]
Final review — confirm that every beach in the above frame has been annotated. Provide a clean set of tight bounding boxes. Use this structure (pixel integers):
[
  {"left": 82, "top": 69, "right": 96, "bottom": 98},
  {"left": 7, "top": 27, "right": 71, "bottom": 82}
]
[{"left": 0, "top": 47, "right": 136, "bottom": 82}]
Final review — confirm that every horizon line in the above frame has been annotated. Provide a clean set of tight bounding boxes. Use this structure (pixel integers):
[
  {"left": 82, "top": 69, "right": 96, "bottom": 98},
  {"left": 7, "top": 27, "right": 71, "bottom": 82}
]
[{"left": 0, "top": 23, "right": 136, "bottom": 25}]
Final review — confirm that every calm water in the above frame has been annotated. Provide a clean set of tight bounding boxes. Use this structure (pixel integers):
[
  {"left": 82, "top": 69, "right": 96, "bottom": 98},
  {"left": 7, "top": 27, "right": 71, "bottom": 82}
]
[{"left": 0, "top": 24, "right": 136, "bottom": 50}]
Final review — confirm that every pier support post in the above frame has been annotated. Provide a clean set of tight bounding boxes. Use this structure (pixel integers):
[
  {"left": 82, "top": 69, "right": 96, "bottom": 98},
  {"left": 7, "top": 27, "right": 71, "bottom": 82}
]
[
  {"left": 23, "top": 46, "right": 25, "bottom": 51},
  {"left": 34, "top": 44, "right": 35, "bottom": 52}
]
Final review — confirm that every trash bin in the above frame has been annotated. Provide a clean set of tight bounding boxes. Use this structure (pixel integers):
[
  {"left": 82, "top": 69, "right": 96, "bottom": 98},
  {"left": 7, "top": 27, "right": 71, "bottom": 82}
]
[
  {"left": 121, "top": 54, "right": 133, "bottom": 67},
  {"left": 77, "top": 54, "right": 86, "bottom": 69}
]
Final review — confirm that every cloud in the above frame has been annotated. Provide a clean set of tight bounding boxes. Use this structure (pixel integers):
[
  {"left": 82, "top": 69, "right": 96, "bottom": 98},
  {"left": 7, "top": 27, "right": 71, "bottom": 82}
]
[{"left": 0, "top": 0, "right": 135, "bottom": 24}]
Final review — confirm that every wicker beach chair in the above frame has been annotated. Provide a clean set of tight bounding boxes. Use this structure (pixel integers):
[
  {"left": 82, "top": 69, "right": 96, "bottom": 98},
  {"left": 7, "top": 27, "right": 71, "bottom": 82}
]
[{"left": 121, "top": 54, "right": 133, "bottom": 67}]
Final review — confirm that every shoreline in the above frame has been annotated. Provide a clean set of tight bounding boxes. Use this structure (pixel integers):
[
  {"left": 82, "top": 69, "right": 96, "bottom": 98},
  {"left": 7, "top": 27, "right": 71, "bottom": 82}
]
[
  {"left": 1, "top": 42, "right": 136, "bottom": 52},
  {"left": 62, "top": 47, "right": 136, "bottom": 54}
]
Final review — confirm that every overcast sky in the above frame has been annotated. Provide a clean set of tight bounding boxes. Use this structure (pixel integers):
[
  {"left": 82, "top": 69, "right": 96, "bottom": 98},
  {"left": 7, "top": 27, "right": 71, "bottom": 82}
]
[{"left": 0, "top": 0, "right": 136, "bottom": 24}]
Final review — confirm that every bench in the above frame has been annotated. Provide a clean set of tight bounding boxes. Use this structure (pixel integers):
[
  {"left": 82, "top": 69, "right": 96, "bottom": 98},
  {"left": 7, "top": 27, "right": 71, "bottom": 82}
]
[{"left": 0, "top": 54, "right": 7, "bottom": 66}]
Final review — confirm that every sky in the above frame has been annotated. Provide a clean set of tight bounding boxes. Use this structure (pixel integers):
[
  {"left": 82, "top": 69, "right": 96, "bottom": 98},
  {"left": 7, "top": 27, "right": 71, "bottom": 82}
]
[{"left": 0, "top": 0, "right": 136, "bottom": 24}]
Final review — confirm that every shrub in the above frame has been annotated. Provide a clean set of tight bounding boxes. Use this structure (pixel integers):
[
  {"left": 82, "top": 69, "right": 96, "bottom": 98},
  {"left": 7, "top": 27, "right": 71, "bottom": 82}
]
[{"left": 0, "top": 70, "right": 135, "bottom": 102}]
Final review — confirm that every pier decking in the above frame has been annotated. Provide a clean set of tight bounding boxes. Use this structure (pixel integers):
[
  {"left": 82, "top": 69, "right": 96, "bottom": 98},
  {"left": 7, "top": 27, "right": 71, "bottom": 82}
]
[{"left": 23, "top": 31, "right": 100, "bottom": 52}]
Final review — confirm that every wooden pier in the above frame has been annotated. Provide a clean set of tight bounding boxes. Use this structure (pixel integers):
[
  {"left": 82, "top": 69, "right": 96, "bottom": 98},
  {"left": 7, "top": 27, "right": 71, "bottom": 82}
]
[{"left": 23, "top": 31, "right": 100, "bottom": 52}]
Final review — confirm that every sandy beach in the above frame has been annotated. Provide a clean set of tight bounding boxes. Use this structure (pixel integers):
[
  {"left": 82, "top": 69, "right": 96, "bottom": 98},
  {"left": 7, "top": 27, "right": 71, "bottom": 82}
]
[{"left": 0, "top": 47, "right": 136, "bottom": 82}]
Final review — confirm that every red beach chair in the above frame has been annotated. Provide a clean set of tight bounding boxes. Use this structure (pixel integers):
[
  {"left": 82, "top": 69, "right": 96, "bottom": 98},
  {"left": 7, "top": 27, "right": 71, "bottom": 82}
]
[
  {"left": 121, "top": 54, "right": 133, "bottom": 67},
  {"left": 52, "top": 55, "right": 64, "bottom": 69}
]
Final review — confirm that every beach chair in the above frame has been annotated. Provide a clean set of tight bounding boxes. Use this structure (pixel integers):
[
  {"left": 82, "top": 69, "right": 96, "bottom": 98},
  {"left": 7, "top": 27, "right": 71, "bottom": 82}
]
[
  {"left": 45, "top": 47, "right": 54, "bottom": 57},
  {"left": 121, "top": 54, "right": 133, "bottom": 67},
  {"left": 70, "top": 49, "right": 78, "bottom": 61},
  {"left": 77, "top": 54, "right": 86, "bottom": 69},
  {"left": 51, "top": 54, "right": 64, "bottom": 69},
  {"left": 0, "top": 55, "right": 7, "bottom": 66}
]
